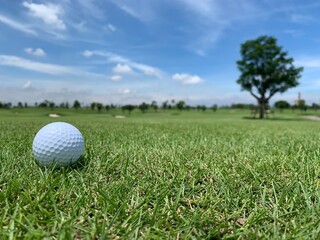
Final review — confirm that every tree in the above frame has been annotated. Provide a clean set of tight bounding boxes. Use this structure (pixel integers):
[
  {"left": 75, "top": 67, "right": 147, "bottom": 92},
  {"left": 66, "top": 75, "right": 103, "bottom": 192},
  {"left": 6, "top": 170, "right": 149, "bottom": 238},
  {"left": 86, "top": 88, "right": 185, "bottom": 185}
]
[
  {"left": 196, "top": 105, "right": 206, "bottom": 111},
  {"left": 312, "top": 103, "right": 319, "bottom": 112},
  {"left": 59, "top": 102, "right": 69, "bottom": 108},
  {"left": 176, "top": 100, "right": 186, "bottom": 110},
  {"left": 297, "top": 99, "right": 306, "bottom": 112},
  {"left": 17, "top": 102, "right": 23, "bottom": 108},
  {"left": 122, "top": 105, "right": 135, "bottom": 114},
  {"left": 38, "top": 100, "right": 48, "bottom": 108},
  {"left": 162, "top": 100, "right": 169, "bottom": 109},
  {"left": 171, "top": 99, "right": 175, "bottom": 109},
  {"left": 90, "top": 102, "right": 96, "bottom": 111},
  {"left": 73, "top": 100, "right": 81, "bottom": 109},
  {"left": 49, "top": 101, "right": 55, "bottom": 109},
  {"left": 236, "top": 35, "right": 303, "bottom": 119},
  {"left": 4, "top": 102, "right": 12, "bottom": 109},
  {"left": 150, "top": 101, "right": 158, "bottom": 112},
  {"left": 211, "top": 104, "right": 218, "bottom": 112},
  {"left": 200, "top": 105, "right": 207, "bottom": 111},
  {"left": 274, "top": 100, "right": 290, "bottom": 112},
  {"left": 139, "top": 102, "right": 149, "bottom": 113},
  {"left": 96, "top": 103, "right": 103, "bottom": 112}
]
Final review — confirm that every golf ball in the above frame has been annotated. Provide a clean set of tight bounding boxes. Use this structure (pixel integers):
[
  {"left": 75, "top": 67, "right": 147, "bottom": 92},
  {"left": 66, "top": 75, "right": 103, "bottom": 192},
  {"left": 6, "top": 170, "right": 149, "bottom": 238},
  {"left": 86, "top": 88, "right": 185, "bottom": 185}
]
[{"left": 32, "top": 122, "right": 84, "bottom": 168}]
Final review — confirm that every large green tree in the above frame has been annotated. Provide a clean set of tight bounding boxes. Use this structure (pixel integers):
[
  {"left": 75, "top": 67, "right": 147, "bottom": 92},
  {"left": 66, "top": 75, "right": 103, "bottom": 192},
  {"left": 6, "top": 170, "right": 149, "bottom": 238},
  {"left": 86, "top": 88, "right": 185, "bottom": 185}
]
[{"left": 236, "top": 36, "right": 303, "bottom": 118}]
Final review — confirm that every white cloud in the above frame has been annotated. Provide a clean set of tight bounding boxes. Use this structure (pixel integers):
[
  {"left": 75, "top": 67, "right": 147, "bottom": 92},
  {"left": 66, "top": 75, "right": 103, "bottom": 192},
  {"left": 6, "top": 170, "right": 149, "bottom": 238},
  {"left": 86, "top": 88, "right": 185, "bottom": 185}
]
[
  {"left": 23, "top": 2, "right": 66, "bottom": 30},
  {"left": 178, "top": 0, "right": 221, "bottom": 20},
  {"left": 296, "top": 58, "right": 320, "bottom": 69},
  {"left": 77, "top": 0, "right": 104, "bottom": 19},
  {"left": 290, "top": 14, "right": 314, "bottom": 24},
  {"left": 0, "top": 55, "right": 101, "bottom": 77},
  {"left": 24, "top": 48, "right": 46, "bottom": 57},
  {"left": 82, "top": 50, "right": 94, "bottom": 58},
  {"left": 113, "top": 64, "right": 133, "bottom": 74},
  {"left": 284, "top": 29, "right": 303, "bottom": 38},
  {"left": 107, "top": 23, "right": 116, "bottom": 32},
  {"left": 172, "top": 73, "right": 203, "bottom": 85},
  {"left": 23, "top": 81, "right": 32, "bottom": 89},
  {"left": 130, "top": 62, "right": 158, "bottom": 76},
  {"left": 83, "top": 50, "right": 162, "bottom": 77},
  {"left": 110, "top": 0, "right": 155, "bottom": 22},
  {"left": 0, "top": 14, "right": 37, "bottom": 35},
  {"left": 0, "top": 55, "right": 72, "bottom": 75},
  {"left": 118, "top": 88, "right": 131, "bottom": 94},
  {"left": 106, "top": 53, "right": 132, "bottom": 63},
  {"left": 111, "top": 75, "right": 122, "bottom": 81},
  {"left": 111, "top": 55, "right": 161, "bottom": 77}
]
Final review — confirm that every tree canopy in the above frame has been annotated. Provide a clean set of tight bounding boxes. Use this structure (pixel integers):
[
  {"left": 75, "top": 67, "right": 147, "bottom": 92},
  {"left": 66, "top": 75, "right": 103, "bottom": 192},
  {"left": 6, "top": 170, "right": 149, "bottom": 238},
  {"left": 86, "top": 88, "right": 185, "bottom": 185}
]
[
  {"left": 274, "top": 100, "right": 290, "bottom": 110},
  {"left": 237, "top": 35, "right": 303, "bottom": 118}
]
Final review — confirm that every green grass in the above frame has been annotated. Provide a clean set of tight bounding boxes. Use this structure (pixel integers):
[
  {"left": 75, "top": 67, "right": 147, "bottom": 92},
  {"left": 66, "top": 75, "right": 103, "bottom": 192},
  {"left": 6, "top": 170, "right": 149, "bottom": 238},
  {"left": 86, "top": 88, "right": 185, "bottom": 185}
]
[{"left": 1, "top": 108, "right": 320, "bottom": 239}]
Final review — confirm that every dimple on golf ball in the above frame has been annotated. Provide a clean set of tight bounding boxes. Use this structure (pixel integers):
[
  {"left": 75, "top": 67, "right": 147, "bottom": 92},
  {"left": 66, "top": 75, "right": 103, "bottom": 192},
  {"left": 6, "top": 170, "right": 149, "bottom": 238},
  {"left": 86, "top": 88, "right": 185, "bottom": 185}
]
[{"left": 32, "top": 122, "right": 84, "bottom": 168}]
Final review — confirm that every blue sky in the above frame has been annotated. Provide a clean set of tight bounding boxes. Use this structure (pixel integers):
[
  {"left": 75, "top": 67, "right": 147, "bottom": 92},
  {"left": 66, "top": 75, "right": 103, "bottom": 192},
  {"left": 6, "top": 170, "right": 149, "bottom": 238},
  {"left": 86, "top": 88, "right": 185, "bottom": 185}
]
[{"left": 1, "top": 0, "right": 320, "bottom": 106}]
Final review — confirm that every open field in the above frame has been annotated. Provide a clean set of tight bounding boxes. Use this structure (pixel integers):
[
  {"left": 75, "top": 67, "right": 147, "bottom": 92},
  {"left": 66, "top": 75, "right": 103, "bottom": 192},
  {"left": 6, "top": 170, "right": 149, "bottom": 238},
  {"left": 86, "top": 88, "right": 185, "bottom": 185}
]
[{"left": 1, "top": 109, "right": 320, "bottom": 239}]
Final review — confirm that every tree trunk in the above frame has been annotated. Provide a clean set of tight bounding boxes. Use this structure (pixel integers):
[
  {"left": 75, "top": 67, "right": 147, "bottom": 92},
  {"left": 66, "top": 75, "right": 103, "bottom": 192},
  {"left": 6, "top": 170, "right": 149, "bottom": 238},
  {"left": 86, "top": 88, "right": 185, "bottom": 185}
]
[
  {"left": 258, "top": 98, "right": 268, "bottom": 119},
  {"left": 259, "top": 103, "right": 264, "bottom": 119}
]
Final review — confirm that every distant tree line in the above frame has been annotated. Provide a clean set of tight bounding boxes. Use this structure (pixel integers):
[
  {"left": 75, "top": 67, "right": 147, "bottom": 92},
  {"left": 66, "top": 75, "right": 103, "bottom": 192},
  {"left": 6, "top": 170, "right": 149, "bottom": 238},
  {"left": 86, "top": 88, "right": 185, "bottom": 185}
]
[
  {"left": 0, "top": 102, "right": 12, "bottom": 109},
  {"left": 228, "top": 100, "right": 318, "bottom": 112},
  {"left": 0, "top": 99, "right": 218, "bottom": 113},
  {"left": 1, "top": 99, "right": 318, "bottom": 113},
  {"left": 274, "top": 100, "right": 319, "bottom": 112}
]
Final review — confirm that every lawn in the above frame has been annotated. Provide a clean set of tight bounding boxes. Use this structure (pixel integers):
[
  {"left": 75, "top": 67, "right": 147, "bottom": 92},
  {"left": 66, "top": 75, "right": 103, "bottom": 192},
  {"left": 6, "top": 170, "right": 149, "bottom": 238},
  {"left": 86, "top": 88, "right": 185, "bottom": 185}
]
[{"left": 1, "top": 108, "right": 320, "bottom": 239}]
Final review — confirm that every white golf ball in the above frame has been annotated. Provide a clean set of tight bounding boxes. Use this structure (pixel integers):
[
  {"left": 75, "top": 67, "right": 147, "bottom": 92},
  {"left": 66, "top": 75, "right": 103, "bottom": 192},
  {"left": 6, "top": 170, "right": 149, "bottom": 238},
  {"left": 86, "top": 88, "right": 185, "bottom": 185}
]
[{"left": 32, "top": 122, "right": 84, "bottom": 168}]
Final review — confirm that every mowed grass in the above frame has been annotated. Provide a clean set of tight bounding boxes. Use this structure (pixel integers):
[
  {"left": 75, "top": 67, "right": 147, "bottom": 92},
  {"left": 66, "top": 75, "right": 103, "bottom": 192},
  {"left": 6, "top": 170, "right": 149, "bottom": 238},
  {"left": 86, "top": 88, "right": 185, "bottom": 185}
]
[{"left": 1, "top": 109, "right": 320, "bottom": 239}]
